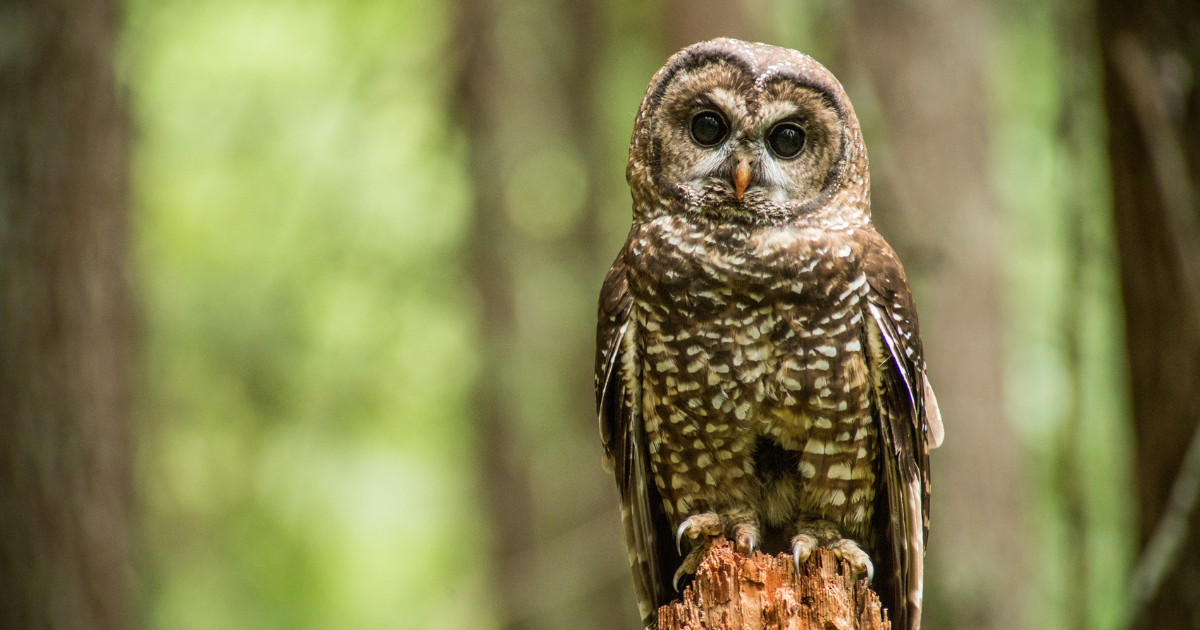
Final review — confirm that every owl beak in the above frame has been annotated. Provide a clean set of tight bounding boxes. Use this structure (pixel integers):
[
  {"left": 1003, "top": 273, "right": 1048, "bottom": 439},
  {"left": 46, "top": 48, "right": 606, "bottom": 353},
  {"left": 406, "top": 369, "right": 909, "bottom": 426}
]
[{"left": 734, "top": 157, "right": 751, "bottom": 200}]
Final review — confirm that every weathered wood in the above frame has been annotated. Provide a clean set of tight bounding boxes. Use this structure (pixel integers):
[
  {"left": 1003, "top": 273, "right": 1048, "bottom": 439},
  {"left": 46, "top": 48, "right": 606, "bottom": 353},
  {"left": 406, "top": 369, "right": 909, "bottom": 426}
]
[{"left": 657, "top": 539, "right": 889, "bottom": 630}]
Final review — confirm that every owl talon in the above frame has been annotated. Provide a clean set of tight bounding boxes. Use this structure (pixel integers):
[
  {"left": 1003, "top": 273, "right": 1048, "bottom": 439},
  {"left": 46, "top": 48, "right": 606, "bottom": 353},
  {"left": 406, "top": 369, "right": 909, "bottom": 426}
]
[
  {"left": 829, "top": 538, "right": 874, "bottom": 583},
  {"left": 791, "top": 533, "right": 819, "bottom": 574},
  {"left": 736, "top": 530, "right": 757, "bottom": 557},
  {"left": 672, "top": 541, "right": 708, "bottom": 592},
  {"left": 672, "top": 563, "right": 687, "bottom": 593},
  {"left": 729, "top": 520, "right": 758, "bottom": 554},
  {"left": 675, "top": 512, "right": 723, "bottom": 554}
]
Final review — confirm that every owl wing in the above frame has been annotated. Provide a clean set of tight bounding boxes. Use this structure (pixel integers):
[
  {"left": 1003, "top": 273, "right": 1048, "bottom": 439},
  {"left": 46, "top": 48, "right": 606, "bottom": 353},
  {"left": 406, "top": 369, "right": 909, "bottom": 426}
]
[
  {"left": 596, "top": 253, "right": 677, "bottom": 626},
  {"left": 862, "top": 234, "right": 942, "bottom": 630}
]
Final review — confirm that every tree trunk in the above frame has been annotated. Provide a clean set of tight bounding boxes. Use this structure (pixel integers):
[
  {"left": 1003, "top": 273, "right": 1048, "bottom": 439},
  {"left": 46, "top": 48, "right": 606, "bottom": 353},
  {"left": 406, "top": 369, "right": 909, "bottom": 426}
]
[
  {"left": 0, "top": 0, "right": 134, "bottom": 629},
  {"left": 1095, "top": 0, "right": 1200, "bottom": 626},
  {"left": 839, "top": 1, "right": 1027, "bottom": 628},
  {"left": 657, "top": 539, "right": 889, "bottom": 630},
  {"left": 453, "top": 0, "right": 536, "bottom": 628},
  {"left": 661, "top": 0, "right": 759, "bottom": 53}
]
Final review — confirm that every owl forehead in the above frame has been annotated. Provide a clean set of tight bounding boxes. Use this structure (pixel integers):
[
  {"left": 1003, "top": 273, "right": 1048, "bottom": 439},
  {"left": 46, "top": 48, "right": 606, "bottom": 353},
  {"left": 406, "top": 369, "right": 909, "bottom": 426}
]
[{"left": 658, "top": 59, "right": 835, "bottom": 130}]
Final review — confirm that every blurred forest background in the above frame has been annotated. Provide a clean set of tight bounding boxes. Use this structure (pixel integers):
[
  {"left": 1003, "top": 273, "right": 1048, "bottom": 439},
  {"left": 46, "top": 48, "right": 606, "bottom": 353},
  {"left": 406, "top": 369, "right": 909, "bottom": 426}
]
[{"left": 2, "top": 0, "right": 1200, "bottom": 629}]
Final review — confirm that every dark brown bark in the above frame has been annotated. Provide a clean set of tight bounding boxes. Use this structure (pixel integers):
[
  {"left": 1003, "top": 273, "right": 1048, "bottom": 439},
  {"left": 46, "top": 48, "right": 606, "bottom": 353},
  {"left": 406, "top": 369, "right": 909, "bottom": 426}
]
[
  {"left": 1096, "top": 0, "right": 1200, "bottom": 626},
  {"left": 0, "top": 0, "right": 134, "bottom": 629},
  {"left": 657, "top": 539, "right": 888, "bottom": 630},
  {"left": 839, "top": 1, "right": 1027, "bottom": 628}
]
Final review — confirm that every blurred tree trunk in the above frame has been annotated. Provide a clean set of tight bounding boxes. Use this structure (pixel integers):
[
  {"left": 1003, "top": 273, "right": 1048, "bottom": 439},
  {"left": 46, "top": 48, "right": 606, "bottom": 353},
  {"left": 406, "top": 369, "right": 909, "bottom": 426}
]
[
  {"left": 662, "top": 0, "right": 758, "bottom": 54},
  {"left": 1096, "top": 0, "right": 1200, "bottom": 626},
  {"left": 839, "top": 1, "right": 1029, "bottom": 629},
  {"left": 0, "top": 0, "right": 134, "bottom": 629},
  {"left": 454, "top": 0, "right": 536, "bottom": 629}
]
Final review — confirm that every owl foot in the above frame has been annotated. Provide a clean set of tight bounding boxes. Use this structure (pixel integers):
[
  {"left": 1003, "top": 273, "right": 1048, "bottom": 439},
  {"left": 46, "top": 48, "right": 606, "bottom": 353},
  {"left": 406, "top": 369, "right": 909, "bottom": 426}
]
[
  {"left": 675, "top": 513, "right": 723, "bottom": 554},
  {"left": 673, "top": 511, "right": 760, "bottom": 591},
  {"left": 790, "top": 520, "right": 873, "bottom": 583}
]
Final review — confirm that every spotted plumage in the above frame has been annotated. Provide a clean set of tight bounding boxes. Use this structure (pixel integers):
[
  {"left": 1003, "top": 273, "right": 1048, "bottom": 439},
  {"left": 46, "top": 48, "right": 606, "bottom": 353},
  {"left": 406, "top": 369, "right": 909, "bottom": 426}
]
[{"left": 596, "top": 39, "right": 943, "bottom": 629}]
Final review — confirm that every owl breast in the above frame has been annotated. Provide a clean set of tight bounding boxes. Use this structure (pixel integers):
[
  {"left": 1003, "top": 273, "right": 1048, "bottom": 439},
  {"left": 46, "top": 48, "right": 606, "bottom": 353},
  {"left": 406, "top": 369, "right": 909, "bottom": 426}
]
[{"left": 626, "top": 213, "right": 878, "bottom": 543}]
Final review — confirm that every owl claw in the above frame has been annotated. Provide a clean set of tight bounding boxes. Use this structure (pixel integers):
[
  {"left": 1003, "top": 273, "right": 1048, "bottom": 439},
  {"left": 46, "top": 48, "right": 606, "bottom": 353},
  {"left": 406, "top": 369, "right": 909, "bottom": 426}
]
[
  {"left": 675, "top": 512, "right": 723, "bottom": 554},
  {"left": 734, "top": 526, "right": 757, "bottom": 557},
  {"left": 672, "top": 540, "right": 709, "bottom": 592},
  {"left": 829, "top": 538, "right": 874, "bottom": 583},
  {"left": 791, "top": 533, "right": 819, "bottom": 574},
  {"left": 739, "top": 532, "right": 756, "bottom": 557}
]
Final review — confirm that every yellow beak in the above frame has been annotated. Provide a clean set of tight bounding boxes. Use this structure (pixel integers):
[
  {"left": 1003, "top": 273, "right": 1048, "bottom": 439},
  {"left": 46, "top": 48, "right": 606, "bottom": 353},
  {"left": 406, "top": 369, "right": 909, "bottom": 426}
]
[{"left": 734, "top": 157, "right": 751, "bottom": 200}]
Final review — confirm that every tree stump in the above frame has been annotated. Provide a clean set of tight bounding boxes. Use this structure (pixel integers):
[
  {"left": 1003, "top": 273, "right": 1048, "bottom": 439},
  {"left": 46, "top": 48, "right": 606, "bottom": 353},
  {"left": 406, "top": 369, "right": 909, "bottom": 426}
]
[{"left": 657, "top": 538, "right": 889, "bottom": 630}]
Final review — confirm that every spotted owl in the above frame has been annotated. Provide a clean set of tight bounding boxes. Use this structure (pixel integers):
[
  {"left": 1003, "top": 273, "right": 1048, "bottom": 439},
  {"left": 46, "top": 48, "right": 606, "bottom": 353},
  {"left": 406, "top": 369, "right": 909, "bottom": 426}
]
[{"left": 595, "top": 39, "right": 944, "bottom": 629}]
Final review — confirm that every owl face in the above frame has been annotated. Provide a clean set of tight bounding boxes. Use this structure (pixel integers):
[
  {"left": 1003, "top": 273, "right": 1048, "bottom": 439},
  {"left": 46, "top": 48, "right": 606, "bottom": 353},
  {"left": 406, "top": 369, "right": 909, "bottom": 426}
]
[{"left": 628, "top": 40, "right": 865, "bottom": 225}]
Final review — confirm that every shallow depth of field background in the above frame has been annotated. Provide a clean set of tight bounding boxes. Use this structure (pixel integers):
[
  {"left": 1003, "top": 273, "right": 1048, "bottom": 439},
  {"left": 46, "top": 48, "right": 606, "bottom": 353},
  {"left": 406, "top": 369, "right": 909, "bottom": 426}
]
[{"left": 122, "top": 1, "right": 1132, "bottom": 629}]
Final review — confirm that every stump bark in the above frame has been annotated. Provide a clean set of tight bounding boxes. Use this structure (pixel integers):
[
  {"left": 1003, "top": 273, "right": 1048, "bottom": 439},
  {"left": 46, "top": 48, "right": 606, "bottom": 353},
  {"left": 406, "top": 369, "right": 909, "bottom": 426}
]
[{"left": 657, "top": 538, "right": 889, "bottom": 630}]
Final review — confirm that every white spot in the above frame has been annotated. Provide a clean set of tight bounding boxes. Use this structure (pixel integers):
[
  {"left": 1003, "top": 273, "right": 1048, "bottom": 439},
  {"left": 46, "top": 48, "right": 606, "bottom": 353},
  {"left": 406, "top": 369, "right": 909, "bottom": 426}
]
[
  {"left": 830, "top": 490, "right": 847, "bottom": 506},
  {"left": 827, "top": 463, "right": 853, "bottom": 479},
  {"left": 845, "top": 340, "right": 862, "bottom": 352},
  {"left": 803, "top": 440, "right": 829, "bottom": 455},
  {"left": 800, "top": 461, "right": 817, "bottom": 478}
]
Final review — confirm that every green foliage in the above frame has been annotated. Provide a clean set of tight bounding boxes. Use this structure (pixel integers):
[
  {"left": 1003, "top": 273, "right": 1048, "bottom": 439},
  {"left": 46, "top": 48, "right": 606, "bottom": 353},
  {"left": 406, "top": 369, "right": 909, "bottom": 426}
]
[
  {"left": 992, "top": 3, "right": 1133, "bottom": 628},
  {"left": 125, "top": 0, "right": 488, "bottom": 628},
  {"left": 124, "top": 0, "right": 1134, "bottom": 628}
]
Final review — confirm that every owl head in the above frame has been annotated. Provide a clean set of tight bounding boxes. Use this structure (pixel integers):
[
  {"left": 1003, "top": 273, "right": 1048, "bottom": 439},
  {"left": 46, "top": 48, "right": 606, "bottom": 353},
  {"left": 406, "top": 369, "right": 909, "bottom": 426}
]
[{"left": 627, "top": 39, "right": 869, "bottom": 226}]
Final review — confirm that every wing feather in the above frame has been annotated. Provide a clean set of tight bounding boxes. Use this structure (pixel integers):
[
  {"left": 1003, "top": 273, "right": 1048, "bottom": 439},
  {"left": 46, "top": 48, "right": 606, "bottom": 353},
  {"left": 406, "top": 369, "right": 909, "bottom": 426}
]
[
  {"left": 862, "top": 234, "right": 939, "bottom": 630},
  {"left": 596, "top": 254, "right": 676, "bottom": 626}
]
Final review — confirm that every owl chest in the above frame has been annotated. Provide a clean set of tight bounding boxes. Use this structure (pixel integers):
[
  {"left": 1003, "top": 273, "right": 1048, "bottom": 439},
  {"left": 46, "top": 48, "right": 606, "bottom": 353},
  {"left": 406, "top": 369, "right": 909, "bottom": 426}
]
[
  {"left": 626, "top": 222, "right": 873, "bottom": 437},
  {"left": 632, "top": 281, "right": 871, "bottom": 444},
  {"left": 627, "top": 225, "right": 879, "bottom": 529}
]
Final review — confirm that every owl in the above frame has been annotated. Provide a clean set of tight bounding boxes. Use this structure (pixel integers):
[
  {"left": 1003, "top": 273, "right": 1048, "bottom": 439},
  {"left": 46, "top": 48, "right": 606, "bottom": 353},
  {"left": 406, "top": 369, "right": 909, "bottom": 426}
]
[{"left": 596, "top": 39, "right": 944, "bottom": 630}]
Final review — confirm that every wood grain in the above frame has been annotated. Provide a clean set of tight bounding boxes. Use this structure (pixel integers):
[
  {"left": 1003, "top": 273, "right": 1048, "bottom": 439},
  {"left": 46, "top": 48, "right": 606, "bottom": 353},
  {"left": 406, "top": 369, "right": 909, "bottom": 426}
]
[{"left": 657, "top": 538, "right": 889, "bottom": 630}]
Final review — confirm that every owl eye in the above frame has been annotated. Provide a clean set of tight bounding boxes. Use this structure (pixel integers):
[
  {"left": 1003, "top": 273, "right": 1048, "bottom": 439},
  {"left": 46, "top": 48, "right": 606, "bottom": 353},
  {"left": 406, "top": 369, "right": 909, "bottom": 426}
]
[
  {"left": 767, "top": 123, "right": 806, "bottom": 158},
  {"left": 690, "top": 112, "right": 728, "bottom": 147}
]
